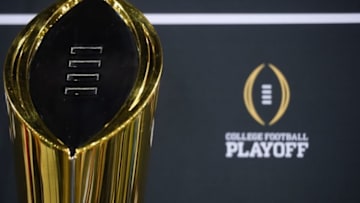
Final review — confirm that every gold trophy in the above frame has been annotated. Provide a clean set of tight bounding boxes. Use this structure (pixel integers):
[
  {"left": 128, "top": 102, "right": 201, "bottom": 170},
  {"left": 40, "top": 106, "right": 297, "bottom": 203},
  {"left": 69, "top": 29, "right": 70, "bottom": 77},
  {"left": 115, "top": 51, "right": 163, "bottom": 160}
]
[{"left": 3, "top": 0, "right": 162, "bottom": 202}]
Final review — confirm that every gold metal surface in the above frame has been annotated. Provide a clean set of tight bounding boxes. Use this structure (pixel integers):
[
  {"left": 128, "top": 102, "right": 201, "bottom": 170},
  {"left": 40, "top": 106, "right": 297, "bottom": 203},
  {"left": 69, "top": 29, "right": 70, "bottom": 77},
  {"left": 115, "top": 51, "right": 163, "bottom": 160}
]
[{"left": 4, "top": 0, "right": 162, "bottom": 202}]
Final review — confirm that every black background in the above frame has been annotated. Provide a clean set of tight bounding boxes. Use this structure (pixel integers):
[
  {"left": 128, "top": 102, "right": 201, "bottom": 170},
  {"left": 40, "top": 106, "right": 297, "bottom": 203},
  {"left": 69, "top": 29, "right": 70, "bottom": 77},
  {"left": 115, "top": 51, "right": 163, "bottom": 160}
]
[{"left": 1, "top": 0, "right": 360, "bottom": 203}]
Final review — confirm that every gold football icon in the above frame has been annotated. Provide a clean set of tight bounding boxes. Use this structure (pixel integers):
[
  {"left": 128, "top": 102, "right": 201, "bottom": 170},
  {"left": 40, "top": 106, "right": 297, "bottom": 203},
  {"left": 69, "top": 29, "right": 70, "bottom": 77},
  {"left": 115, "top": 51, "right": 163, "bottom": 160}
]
[{"left": 243, "top": 63, "right": 290, "bottom": 126}]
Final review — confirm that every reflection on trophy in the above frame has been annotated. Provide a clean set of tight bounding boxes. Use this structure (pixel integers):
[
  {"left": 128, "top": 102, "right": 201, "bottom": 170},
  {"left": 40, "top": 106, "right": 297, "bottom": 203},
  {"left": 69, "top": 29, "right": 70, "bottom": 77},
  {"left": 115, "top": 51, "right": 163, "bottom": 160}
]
[{"left": 3, "top": 0, "right": 162, "bottom": 202}]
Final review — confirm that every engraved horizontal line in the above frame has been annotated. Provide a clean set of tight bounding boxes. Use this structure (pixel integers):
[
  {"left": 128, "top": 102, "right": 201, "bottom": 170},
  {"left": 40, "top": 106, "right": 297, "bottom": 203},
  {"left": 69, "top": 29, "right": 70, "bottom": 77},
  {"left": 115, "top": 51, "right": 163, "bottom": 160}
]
[
  {"left": 1, "top": 13, "right": 360, "bottom": 25},
  {"left": 66, "top": 73, "right": 100, "bottom": 82},
  {"left": 70, "top": 46, "right": 103, "bottom": 54},
  {"left": 64, "top": 87, "right": 98, "bottom": 96},
  {"left": 68, "top": 60, "right": 101, "bottom": 68}
]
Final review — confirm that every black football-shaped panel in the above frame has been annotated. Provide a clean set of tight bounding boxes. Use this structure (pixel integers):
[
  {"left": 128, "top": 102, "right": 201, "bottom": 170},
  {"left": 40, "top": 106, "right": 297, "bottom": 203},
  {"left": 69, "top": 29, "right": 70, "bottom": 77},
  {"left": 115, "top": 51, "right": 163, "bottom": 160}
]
[{"left": 29, "top": 0, "right": 139, "bottom": 152}]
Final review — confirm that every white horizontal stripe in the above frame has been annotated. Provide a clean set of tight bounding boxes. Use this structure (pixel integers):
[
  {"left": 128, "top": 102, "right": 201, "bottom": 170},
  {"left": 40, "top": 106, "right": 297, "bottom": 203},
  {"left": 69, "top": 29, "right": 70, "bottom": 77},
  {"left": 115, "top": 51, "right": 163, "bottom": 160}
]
[
  {"left": 261, "top": 84, "right": 272, "bottom": 89},
  {"left": 261, "top": 100, "right": 272, "bottom": 105},
  {"left": 0, "top": 14, "right": 34, "bottom": 25},
  {"left": 262, "top": 90, "right": 272, "bottom": 94},
  {"left": 147, "top": 13, "right": 360, "bottom": 25},
  {"left": 0, "top": 13, "right": 360, "bottom": 25},
  {"left": 262, "top": 95, "right": 272, "bottom": 100}
]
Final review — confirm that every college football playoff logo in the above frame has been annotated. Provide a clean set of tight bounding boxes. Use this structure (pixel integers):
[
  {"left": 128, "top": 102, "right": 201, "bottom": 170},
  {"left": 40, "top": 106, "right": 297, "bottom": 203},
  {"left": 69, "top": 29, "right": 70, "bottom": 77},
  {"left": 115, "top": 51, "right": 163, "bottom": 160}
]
[{"left": 243, "top": 63, "right": 290, "bottom": 126}]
